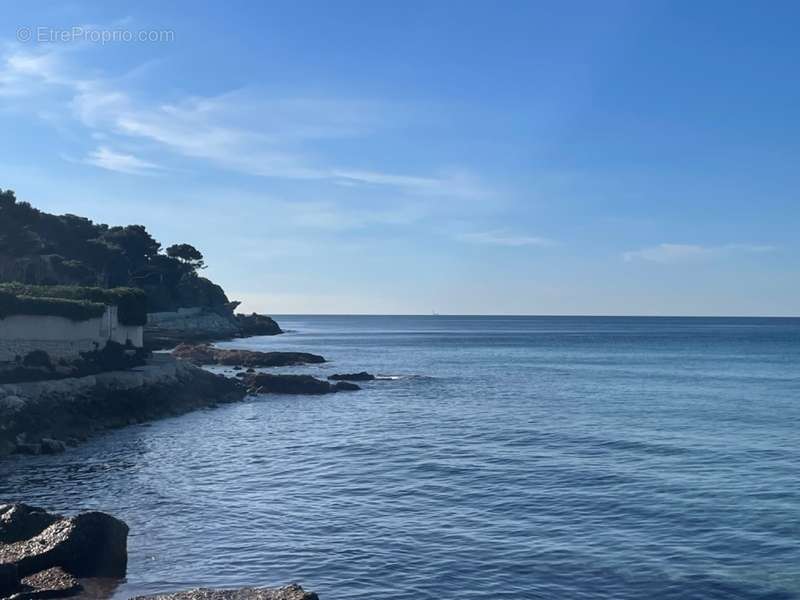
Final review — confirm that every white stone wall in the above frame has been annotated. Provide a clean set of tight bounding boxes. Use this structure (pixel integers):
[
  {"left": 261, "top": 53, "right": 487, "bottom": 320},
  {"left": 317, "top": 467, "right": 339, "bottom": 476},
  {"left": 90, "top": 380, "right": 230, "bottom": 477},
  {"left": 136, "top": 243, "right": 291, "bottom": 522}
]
[
  {"left": 0, "top": 306, "right": 143, "bottom": 363},
  {"left": 104, "top": 306, "right": 144, "bottom": 348}
]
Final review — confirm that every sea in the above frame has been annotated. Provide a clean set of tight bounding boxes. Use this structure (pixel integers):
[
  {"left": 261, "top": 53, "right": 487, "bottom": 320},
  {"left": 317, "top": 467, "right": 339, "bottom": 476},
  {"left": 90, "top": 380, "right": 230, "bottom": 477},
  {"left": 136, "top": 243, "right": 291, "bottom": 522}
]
[{"left": 1, "top": 315, "right": 799, "bottom": 599}]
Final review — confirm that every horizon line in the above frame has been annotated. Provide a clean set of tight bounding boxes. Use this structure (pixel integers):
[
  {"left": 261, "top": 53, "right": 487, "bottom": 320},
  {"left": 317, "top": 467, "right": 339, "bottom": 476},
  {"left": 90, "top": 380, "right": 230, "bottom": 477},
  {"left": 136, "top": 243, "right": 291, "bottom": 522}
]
[{"left": 266, "top": 313, "right": 800, "bottom": 319}]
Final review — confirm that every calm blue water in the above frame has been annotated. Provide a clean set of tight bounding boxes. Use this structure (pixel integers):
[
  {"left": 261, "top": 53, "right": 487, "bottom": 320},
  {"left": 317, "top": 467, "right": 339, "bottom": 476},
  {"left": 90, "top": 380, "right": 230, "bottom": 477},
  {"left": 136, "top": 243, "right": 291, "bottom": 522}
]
[{"left": 2, "top": 316, "right": 800, "bottom": 599}]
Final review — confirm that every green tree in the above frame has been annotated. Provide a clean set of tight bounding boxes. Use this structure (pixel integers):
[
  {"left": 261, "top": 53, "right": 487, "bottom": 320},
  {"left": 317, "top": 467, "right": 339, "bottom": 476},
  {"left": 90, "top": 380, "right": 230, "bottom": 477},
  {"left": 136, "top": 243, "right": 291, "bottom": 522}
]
[
  {"left": 166, "top": 243, "right": 206, "bottom": 271},
  {"left": 102, "top": 226, "right": 161, "bottom": 269}
]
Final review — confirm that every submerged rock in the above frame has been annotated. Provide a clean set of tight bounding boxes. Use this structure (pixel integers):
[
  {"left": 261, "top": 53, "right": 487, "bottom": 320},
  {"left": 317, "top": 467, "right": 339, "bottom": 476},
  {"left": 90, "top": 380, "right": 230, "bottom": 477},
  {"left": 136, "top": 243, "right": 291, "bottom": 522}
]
[
  {"left": 131, "top": 583, "right": 318, "bottom": 600},
  {"left": 172, "top": 344, "right": 325, "bottom": 368},
  {"left": 327, "top": 372, "right": 376, "bottom": 382},
  {"left": 243, "top": 374, "right": 360, "bottom": 395}
]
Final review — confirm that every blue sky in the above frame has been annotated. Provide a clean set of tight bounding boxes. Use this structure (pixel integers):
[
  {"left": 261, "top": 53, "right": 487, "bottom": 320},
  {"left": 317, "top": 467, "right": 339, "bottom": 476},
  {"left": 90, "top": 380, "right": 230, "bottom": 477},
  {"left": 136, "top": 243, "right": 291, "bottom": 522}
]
[{"left": 0, "top": 1, "right": 798, "bottom": 315}]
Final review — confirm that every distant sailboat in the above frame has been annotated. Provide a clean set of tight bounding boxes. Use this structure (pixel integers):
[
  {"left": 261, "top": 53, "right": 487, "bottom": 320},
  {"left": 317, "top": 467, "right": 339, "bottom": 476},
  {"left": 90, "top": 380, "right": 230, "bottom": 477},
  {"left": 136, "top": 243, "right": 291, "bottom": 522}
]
[{"left": 432, "top": 310, "right": 440, "bottom": 316}]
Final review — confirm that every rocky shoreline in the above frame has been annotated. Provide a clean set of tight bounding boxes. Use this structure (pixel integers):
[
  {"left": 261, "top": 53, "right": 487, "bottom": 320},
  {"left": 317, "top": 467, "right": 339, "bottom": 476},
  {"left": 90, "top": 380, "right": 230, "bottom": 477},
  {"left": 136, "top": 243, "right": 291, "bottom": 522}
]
[
  {"left": 0, "top": 340, "right": 378, "bottom": 456},
  {"left": 0, "top": 354, "right": 244, "bottom": 457},
  {"left": 172, "top": 343, "right": 325, "bottom": 367}
]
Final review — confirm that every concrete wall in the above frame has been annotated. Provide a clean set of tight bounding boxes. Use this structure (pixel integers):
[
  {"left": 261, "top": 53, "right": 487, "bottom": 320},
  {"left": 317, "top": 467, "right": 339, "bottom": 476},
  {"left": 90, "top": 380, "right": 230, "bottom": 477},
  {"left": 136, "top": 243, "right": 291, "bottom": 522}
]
[
  {"left": 0, "top": 306, "right": 143, "bottom": 363},
  {"left": 103, "top": 306, "right": 144, "bottom": 348}
]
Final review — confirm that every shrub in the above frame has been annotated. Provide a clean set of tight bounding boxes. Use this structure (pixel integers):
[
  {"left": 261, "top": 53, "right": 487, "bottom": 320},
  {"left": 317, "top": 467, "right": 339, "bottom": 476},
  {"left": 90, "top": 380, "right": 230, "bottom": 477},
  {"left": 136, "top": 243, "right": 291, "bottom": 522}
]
[
  {"left": 104, "top": 288, "right": 148, "bottom": 326},
  {"left": 0, "top": 291, "right": 106, "bottom": 322},
  {"left": 76, "top": 340, "right": 148, "bottom": 374},
  {"left": 0, "top": 284, "right": 146, "bottom": 325},
  {"left": 0, "top": 342, "right": 149, "bottom": 383}
]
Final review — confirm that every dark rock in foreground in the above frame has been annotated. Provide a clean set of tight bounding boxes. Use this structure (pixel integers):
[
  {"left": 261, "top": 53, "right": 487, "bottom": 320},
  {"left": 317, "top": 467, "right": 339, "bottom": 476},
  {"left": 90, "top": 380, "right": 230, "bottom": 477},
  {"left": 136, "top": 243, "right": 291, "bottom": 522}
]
[
  {"left": 172, "top": 344, "right": 325, "bottom": 368},
  {"left": 131, "top": 583, "right": 318, "bottom": 600},
  {"left": 243, "top": 374, "right": 360, "bottom": 395},
  {"left": 0, "top": 563, "right": 18, "bottom": 596},
  {"left": 0, "top": 510, "right": 128, "bottom": 578},
  {"left": 327, "top": 372, "right": 376, "bottom": 382},
  {"left": 0, "top": 505, "right": 129, "bottom": 599},
  {"left": 0, "top": 505, "right": 61, "bottom": 544}
]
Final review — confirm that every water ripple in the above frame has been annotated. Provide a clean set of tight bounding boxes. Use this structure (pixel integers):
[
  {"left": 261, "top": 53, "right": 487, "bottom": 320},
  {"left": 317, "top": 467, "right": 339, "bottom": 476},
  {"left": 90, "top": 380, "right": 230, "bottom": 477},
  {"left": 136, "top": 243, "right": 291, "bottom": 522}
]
[{"left": 1, "top": 316, "right": 799, "bottom": 599}]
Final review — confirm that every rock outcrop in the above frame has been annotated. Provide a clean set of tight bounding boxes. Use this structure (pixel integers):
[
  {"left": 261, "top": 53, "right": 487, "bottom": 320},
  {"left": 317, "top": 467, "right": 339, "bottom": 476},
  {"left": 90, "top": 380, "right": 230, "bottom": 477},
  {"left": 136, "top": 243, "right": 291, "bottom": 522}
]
[
  {"left": 144, "top": 310, "right": 283, "bottom": 351},
  {"left": 327, "top": 372, "right": 376, "bottom": 382},
  {"left": 144, "top": 309, "right": 241, "bottom": 351},
  {"left": 0, "top": 512, "right": 128, "bottom": 578},
  {"left": 131, "top": 583, "right": 318, "bottom": 600},
  {"left": 0, "top": 505, "right": 128, "bottom": 599},
  {"left": 0, "top": 355, "right": 245, "bottom": 456},
  {"left": 235, "top": 314, "right": 283, "bottom": 337},
  {"left": 172, "top": 344, "right": 325, "bottom": 368},
  {"left": 243, "top": 374, "right": 360, "bottom": 395}
]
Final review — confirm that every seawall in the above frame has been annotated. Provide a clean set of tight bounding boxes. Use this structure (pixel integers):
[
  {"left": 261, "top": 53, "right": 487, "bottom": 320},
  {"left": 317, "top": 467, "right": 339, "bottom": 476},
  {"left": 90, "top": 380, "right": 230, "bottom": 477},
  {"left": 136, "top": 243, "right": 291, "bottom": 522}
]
[
  {"left": 0, "top": 306, "right": 143, "bottom": 363},
  {"left": 0, "top": 354, "right": 245, "bottom": 456}
]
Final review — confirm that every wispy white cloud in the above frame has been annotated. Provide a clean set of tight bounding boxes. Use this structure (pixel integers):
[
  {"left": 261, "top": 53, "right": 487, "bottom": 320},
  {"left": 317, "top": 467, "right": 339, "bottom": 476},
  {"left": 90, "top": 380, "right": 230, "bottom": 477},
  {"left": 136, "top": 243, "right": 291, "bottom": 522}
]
[
  {"left": 331, "top": 168, "right": 488, "bottom": 199},
  {"left": 284, "top": 200, "right": 424, "bottom": 231},
  {"left": 0, "top": 47, "right": 67, "bottom": 96},
  {"left": 457, "top": 230, "right": 555, "bottom": 247},
  {"left": 84, "top": 146, "right": 162, "bottom": 175},
  {"left": 623, "top": 243, "right": 775, "bottom": 263},
  {"left": 0, "top": 42, "right": 488, "bottom": 198}
]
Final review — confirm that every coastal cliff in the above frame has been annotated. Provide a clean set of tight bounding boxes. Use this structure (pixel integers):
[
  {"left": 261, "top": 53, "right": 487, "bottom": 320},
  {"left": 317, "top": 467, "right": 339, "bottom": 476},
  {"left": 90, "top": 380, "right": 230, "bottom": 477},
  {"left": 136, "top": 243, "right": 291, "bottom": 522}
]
[
  {"left": 0, "top": 355, "right": 245, "bottom": 456},
  {"left": 145, "top": 307, "right": 241, "bottom": 349},
  {"left": 145, "top": 309, "right": 283, "bottom": 350}
]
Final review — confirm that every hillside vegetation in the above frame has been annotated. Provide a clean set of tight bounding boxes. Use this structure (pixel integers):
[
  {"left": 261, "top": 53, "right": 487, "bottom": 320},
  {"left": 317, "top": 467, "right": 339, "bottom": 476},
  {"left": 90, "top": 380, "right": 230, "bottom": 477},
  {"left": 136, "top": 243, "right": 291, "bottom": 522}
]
[{"left": 0, "top": 189, "right": 235, "bottom": 314}]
